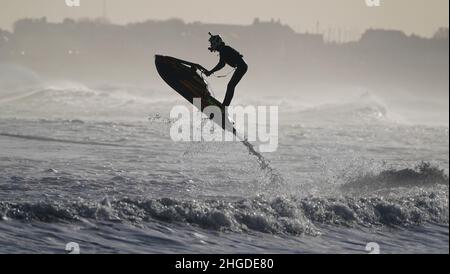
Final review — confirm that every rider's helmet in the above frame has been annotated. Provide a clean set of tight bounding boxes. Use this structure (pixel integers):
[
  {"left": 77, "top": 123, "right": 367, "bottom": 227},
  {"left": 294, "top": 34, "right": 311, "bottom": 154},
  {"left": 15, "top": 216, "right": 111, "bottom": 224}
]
[{"left": 208, "top": 32, "right": 225, "bottom": 52}]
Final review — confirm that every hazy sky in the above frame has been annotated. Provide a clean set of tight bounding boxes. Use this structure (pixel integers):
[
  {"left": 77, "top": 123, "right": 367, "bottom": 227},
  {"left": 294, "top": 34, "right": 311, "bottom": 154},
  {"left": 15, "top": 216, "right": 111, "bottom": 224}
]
[{"left": 0, "top": 0, "right": 448, "bottom": 37}]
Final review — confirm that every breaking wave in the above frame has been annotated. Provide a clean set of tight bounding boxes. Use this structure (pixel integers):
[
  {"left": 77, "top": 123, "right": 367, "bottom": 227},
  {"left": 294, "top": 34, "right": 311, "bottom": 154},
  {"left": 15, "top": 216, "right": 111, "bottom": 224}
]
[
  {"left": 0, "top": 76, "right": 178, "bottom": 121},
  {"left": 341, "top": 162, "right": 449, "bottom": 193},
  {"left": 0, "top": 187, "right": 447, "bottom": 236},
  {"left": 293, "top": 92, "right": 396, "bottom": 125}
]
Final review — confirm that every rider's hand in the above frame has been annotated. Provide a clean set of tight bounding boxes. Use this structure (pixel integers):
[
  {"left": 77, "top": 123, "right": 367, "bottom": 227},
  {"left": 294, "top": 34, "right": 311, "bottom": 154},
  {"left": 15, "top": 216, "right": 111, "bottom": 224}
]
[{"left": 204, "top": 70, "right": 212, "bottom": 77}]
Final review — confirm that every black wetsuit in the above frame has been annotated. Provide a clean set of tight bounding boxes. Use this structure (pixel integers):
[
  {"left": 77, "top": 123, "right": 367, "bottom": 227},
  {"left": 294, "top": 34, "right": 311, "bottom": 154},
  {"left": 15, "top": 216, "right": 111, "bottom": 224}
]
[{"left": 209, "top": 45, "right": 248, "bottom": 107}]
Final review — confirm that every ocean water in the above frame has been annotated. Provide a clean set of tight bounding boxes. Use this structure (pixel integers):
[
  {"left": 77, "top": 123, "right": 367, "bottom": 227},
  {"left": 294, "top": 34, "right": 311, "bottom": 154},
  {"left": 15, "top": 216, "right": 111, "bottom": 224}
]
[{"left": 0, "top": 68, "right": 448, "bottom": 254}]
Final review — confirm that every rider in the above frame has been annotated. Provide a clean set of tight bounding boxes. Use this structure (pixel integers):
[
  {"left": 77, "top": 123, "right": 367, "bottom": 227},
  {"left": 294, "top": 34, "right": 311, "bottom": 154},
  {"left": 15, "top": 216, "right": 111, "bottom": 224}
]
[{"left": 203, "top": 32, "right": 248, "bottom": 107}]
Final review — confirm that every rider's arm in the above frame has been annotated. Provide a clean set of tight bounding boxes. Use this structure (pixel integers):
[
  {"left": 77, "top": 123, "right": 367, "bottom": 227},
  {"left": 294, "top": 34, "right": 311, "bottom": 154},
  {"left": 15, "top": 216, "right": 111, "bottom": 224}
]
[{"left": 209, "top": 58, "right": 226, "bottom": 75}]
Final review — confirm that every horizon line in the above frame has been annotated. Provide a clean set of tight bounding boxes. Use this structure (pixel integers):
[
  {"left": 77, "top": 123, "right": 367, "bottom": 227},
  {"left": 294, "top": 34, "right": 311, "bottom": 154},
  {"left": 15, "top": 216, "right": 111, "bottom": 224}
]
[{"left": 2, "top": 16, "right": 449, "bottom": 42}]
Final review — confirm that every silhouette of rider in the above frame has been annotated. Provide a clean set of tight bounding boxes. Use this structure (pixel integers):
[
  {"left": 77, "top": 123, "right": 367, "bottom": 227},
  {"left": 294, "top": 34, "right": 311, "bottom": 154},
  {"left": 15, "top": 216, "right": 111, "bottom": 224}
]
[{"left": 203, "top": 33, "right": 248, "bottom": 107}]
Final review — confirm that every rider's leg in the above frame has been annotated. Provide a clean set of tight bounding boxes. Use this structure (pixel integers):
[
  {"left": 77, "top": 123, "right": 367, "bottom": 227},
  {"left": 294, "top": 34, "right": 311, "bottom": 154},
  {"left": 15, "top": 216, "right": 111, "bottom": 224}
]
[{"left": 222, "top": 65, "right": 247, "bottom": 107}]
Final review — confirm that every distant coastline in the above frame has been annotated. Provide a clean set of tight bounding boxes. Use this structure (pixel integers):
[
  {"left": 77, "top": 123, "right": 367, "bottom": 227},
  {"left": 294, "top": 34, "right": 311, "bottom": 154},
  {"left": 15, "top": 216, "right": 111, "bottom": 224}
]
[{"left": 0, "top": 18, "right": 448, "bottom": 95}]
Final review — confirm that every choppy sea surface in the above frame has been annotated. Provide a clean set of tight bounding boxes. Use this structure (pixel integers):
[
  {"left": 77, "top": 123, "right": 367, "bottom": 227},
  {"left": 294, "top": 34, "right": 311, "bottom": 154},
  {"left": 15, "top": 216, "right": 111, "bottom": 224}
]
[{"left": 0, "top": 67, "right": 448, "bottom": 253}]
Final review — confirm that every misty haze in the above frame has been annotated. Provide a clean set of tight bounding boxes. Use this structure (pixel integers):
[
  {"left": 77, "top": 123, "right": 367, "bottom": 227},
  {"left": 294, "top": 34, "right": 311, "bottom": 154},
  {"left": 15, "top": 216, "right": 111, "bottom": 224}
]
[
  {"left": 0, "top": 17, "right": 448, "bottom": 124},
  {"left": 0, "top": 1, "right": 448, "bottom": 255}
]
